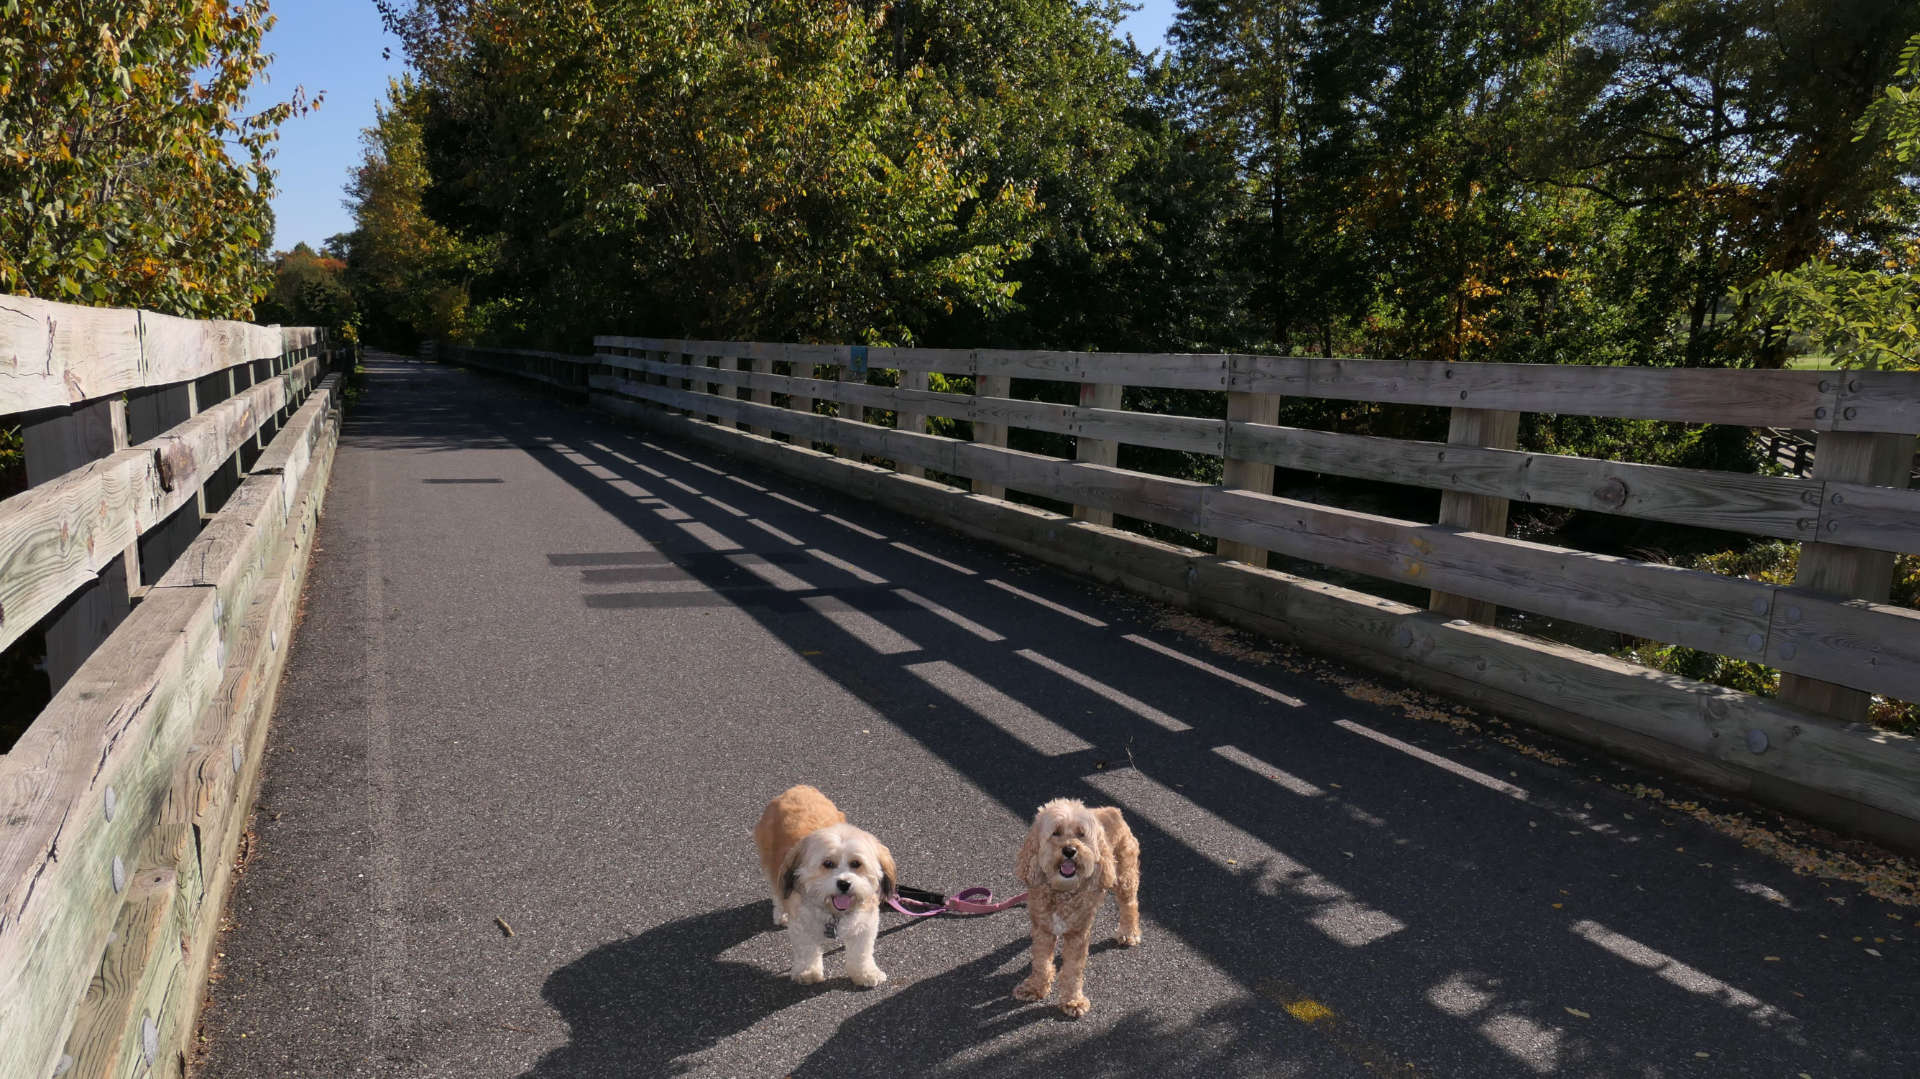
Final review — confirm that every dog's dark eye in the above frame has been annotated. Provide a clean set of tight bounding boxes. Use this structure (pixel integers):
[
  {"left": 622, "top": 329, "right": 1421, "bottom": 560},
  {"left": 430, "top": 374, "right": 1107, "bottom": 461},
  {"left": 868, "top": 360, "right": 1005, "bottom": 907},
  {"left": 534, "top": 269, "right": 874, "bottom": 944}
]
[
  {"left": 822, "top": 859, "right": 836, "bottom": 869},
  {"left": 849, "top": 858, "right": 862, "bottom": 869},
  {"left": 1051, "top": 829, "right": 1062, "bottom": 837}
]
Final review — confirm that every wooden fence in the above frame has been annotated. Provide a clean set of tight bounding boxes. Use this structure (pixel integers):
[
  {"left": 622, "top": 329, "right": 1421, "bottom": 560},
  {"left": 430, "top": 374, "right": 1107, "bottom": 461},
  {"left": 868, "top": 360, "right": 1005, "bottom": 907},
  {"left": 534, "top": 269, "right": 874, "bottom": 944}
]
[
  {"left": 0, "top": 296, "right": 345, "bottom": 1079},
  {"left": 439, "top": 339, "right": 1920, "bottom": 852}
]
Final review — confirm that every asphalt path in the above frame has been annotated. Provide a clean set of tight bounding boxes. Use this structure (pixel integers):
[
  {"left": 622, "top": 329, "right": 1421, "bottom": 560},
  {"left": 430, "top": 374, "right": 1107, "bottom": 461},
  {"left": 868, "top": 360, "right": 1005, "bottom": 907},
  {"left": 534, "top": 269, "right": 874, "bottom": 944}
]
[{"left": 194, "top": 353, "right": 1920, "bottom": 1078}]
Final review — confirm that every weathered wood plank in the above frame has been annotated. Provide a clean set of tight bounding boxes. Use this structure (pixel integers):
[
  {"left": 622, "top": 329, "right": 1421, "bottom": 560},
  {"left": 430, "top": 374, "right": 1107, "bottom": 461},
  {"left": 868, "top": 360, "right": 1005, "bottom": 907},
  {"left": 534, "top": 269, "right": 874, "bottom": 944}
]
[
  {"left": 1430, "top": 408, "right": 1520, "bottom": 623},
  {"left": 972, "top": 374, "right": 1011, "bottom": 499},
  {"left": 0, "top": 296, "right": 144, "bottom": 413},
  {"left": 1834, "top": 371, "right": 1920, "bottom": 435},
  {"left": 746, "top": 353, "right": 774, "bottom": 438},
  {"left": 972, "top": 348, "right": 1229, "bottom": 389},
  {"left": 591, "top": 370, "right": 1807, "bottom": 677},
  {"left": 601, "top": 355, "right": 1219, "bottom": 459},
  {"left": 20, "top": 396, "right": 137, "bottom": 691},
  {"left": 159, "top": 401, "right": 334, "bottom": 1079},
  {"left": 0, "top": 359, "right": 318, "bottom": 656},
  {"left": 56, "top": 850, "right": 182, "bottom": 1079},
  {"left": 1072, "top": 382, "right": 1124, "bottom": 525},
  {"left": 591, "top": 335, "right": 1920, "bottom": 432},
  {"left": 1778, "top": 432, "right": 1914, "bottom": 722},
  {"left": 138, "top": 310, "right": 260, "bottom": 391},
  {"left": 1225, "top": 422, "right": 1822, "bottom": 542},
  {"left": 1770, "top": 591, "right": 1920, "bottom": 706},
  {"left": 0, "top": 449, "right": 165, "bottom": 657},
  {"left": 1077, "top": 407, "right": 1223, "bottom": 457},
  {"left": 1218, "top": 388, "right": 1281, "bottom": 566},
  {"left": 896, "top": 368, "right": 930, "bottom": 479},
  {"left": 1228, "top": 354, "right": 1843, "bottom": 429},
  {"left": 951, "top": 444, "right": 1209, "bottom": 530},
  {"left": 1820, "top": 477, "right": 1920, "bottom": 555},
  {"left": 0, "top": 368, "right": 338, "bottom": 1079},
  {"left": 0, "top": 589, "right": 223, "bottom": 1079},
  {"left": 1201, "top": 487, "right": 1777, "bottom": 659}
]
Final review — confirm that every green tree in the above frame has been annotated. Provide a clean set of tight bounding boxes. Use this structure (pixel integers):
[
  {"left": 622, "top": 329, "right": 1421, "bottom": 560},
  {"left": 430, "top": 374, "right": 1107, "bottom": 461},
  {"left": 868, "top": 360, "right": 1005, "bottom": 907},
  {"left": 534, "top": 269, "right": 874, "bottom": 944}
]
[
  {"left": 1532, "top": 0, "right": 1920, "bottom": 367},
  {"left": 1744, "top": 32, "right": 1920, "bottom": 371},
  {"left": 336, "top": 77, "right": 482, "bottom": 348},
  {"left": 255, "top": 242, "right": 357, "bottom": 339},
  {"left": 0, "top": 0, "right": 309, "bottom": 317},
  {"left": 372, "top": 0, "right": 1055, "bottom": 347}
]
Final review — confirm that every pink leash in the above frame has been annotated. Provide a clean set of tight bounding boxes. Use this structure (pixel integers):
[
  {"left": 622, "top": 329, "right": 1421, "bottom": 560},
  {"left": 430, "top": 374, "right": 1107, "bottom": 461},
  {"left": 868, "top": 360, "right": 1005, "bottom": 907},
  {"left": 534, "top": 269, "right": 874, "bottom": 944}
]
[{"left": 888, "top": 884, "right": 1028, "bottom": 918}]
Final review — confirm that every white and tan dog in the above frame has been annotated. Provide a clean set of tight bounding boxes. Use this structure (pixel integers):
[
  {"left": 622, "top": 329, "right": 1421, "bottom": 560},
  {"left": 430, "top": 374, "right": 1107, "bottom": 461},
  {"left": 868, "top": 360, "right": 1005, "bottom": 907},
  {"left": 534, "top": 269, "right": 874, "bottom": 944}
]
[
  {"left": 753, "top": 785, "right": 897, "bottom": 987},
  {"left": 1012, "top": 797, "right": 1141, "bottom": 1017}
]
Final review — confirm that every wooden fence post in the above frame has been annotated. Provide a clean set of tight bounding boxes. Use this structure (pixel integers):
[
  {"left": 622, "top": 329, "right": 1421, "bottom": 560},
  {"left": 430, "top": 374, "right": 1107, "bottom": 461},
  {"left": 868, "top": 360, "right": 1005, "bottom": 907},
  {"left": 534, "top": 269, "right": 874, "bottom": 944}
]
[
  {"left": 896, "top": 367, "right": 929, "bottom": 478},
  {"left": 1218, "top": 388, "right": 1281, "bottom": 565},
  {"left": 20, "top": 398, "right": 136, "bottom": 691},
  {"left": 831, "top": 358, "right": 859, "bottom": 461},
  {"left": 129, "top": 382, "right": 202, "bottom": 585},
  {"left": 1777, "top": 430, "right": 1917, "bottom": 723},
  {"left": 1429, "top": 407, "right": 1522, "bottom": 623},
  {"left": 786, "top": 346, "right": 815, "bottom": 449},
  {"left": 972, "top": 365, "right": 1010, "bottom": 499},
  {"left": 702, "top": 350, "right": 723, "bottom": 424},
  {"left": 746, "top": 347, "right": 772, "bottom": 437},
  {"left": 1073, "top": 381, "right": 1124, "bottom": 526}
]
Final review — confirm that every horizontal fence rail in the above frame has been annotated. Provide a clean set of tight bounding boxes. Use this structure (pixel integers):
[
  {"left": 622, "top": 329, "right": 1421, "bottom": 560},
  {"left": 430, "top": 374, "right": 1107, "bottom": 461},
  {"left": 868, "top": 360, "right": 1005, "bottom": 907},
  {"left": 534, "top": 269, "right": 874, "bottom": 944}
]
[
  {"left": 0, "top": 295, "right": 346, "bottom": 1079},
  {"left": 440, "top": 339, "right": 1920, "bottom": 855}
]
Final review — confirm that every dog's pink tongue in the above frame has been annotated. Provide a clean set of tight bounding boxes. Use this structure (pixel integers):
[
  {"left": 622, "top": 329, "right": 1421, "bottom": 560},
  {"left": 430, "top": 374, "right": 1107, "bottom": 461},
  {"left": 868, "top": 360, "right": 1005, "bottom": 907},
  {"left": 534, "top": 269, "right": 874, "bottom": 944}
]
[
  {"left": 832, "top": 894, "right": 852, "bottom": 911},
  {"left": 1059, "top": 859, "right": 1077, "bottom": 878}
]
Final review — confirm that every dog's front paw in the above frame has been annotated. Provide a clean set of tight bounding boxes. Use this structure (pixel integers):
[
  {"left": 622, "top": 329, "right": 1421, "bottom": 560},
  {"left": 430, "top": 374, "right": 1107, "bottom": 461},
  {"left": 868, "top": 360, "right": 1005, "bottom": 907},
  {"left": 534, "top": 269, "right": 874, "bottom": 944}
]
[
  {"left": 792, "top": 966, "right": 825, "bottom": 985},
  {"left": 1059, "top": 994, "right": 1091, "bottom": 1018},
  {"left": 848, "top": 965, "right": 888, "bottom": 988},
  {"left": 1012, "top": 977, "right": 1050, "bottom": 1002},
  {"left": 1114, "top": 929, "right": 1141, "bottom": 947}
]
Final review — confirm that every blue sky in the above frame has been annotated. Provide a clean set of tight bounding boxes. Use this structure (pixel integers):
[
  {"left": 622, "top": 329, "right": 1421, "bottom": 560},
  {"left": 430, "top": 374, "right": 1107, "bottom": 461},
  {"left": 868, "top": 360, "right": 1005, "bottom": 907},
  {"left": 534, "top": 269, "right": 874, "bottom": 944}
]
[{"left": 260, "top": 0, "right": 1179, "bottom": 252}]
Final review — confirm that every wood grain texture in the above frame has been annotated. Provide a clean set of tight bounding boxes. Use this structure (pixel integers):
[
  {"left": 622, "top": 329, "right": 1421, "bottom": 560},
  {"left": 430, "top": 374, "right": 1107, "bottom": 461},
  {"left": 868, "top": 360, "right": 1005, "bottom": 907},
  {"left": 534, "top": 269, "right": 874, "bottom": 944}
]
[
  {"left": 0, "top": 295, "right": 143, "bottom": 413},
  {"left": 746, "top": 354, "right": 773, "bottom": 438},
  {"left": 56, "top": 854, "right": 181, "bottom": 1079},
  {"left": 138, "top": 310, "right": 258, "bottom": 391},
  {"left": 0, "top": 357, "right": 319, "bottom": 655},
  {"left": 1778, "top": 432, "right": 1913, "bottom": 721},
  {"left": 1227, "top": 353, "right": 1846, "bottom": 428},
  {"left": 1835, "top": 371, "right": 1920, "bottom": 434},
  {"left": 972, "top": 374, "right": 1011, "bottom": 499},
  {"left": 1770, "top": 591, "right": 1920, "bottom": 705},
  {"left": 0, "top": 374, "right": 339, "bottom": 1079},
  {"left": 1820, "top": 475, "right": 1920, "bottom": 555},
  {"left": 590, "top": 334, "right": 1920, "bottom": 432},
  {"left": 1430, "top": 408, "right": 1520, "bottom": 623},
  {"left": 1072, "top": 382, "right": 1124, "bottom": 525},
  {"left": 1218, "top": 390, "right": 1281, "bottom": 567},
  {"left": 0, "top": 589, "right": 223, "bottom": 1079},
  {"left": 895, "top": 367, "right": 930, "bottom": 479},
  {"left": 1200, "top": 487, "right": 1777, "bottom": 658},
  {"left": 1225, "top": 422, "right": 1822, "bottom": 541},
  {"left": 158, "top": 392, "right": 335, "bottom": 1079}
]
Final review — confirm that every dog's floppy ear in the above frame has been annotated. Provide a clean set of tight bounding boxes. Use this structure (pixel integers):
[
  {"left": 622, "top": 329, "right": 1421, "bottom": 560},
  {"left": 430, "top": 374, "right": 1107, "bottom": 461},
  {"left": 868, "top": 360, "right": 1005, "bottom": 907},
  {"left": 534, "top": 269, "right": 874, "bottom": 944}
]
[
  {"left": 876, "top": 840, "right": 898, "bottom": 898},
  {"left": 1015, "top": 809, "right": 1044, "bottom": 887},
  {"left": 778, "top": 835, "right": 809, "bottom": 901}
]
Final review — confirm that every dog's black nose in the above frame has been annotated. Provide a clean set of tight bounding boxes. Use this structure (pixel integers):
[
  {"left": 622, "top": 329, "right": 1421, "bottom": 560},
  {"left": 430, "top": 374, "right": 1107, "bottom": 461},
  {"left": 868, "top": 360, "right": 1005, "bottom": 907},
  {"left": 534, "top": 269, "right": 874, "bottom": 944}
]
[
  {"left": 1063, "top": 846, "right": 1078, "bottom": 860},
  {"left": 837, "top": 879, "right": 852, "bottom": 893}
]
